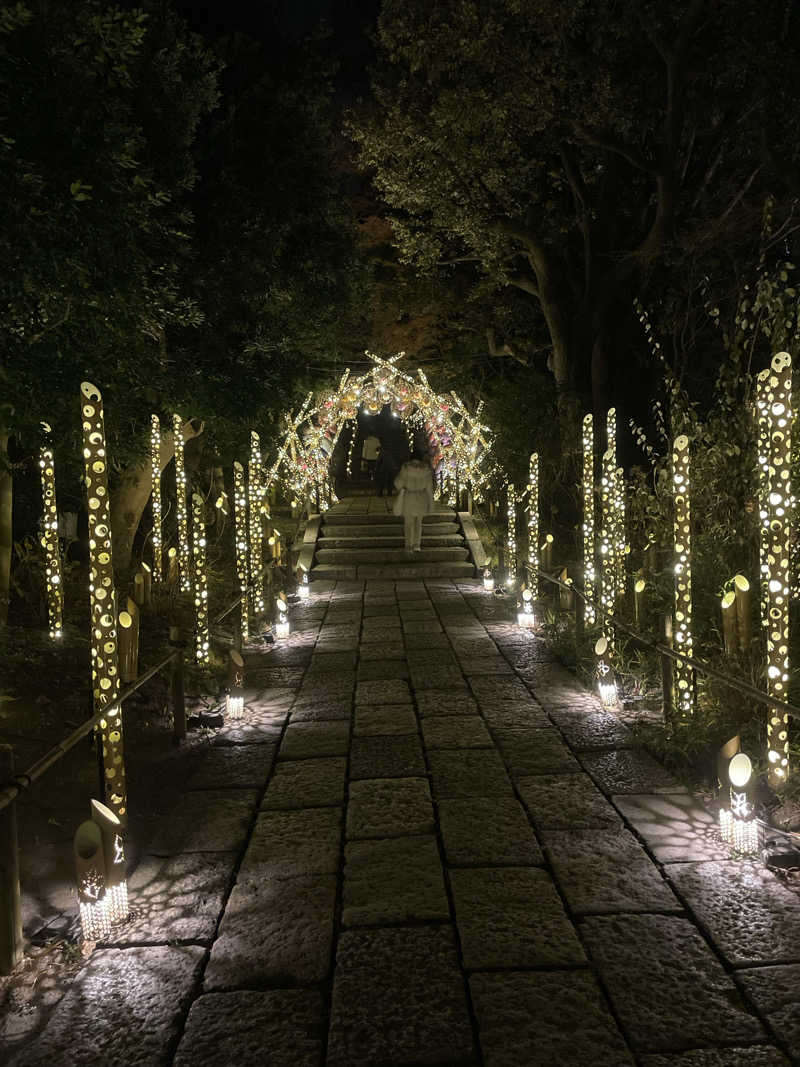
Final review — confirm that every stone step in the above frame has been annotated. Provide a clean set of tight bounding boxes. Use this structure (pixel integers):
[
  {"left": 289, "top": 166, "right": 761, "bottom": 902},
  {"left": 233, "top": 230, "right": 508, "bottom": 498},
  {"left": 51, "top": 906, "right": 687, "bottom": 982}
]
[
  {"left": 311, "top": 561, "right": 475, "bottom": 581},
  {"left": 321, "top": 511, "right": 454, "bottom": 525},
  {"left": 322, "top": 523, "right": 460, "bottom": 539},
  {"left": 316, "top": 546, "right": 469, "bottom": 564},
  {"left": 318, "top": 535, "right": 464, "bottom": 550}
]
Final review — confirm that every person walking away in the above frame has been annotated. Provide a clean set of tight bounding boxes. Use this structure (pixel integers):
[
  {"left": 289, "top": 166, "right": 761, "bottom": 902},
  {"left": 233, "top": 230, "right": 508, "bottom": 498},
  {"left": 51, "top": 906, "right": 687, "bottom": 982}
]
[
  {"left": 394, "top": 450, "right": 434, "bottom": 551},
  {"left": 375, "top": 446, "right": 397, "bottom": 497},
  {"left": 361, "top": 434, "right": 381, "bottom": 480}
]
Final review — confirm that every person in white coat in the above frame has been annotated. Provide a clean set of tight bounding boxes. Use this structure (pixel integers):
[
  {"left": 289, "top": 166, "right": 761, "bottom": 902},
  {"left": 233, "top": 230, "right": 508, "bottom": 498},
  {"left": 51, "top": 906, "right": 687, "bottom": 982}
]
[{"left": 394, "top": 449, "right": 435, "bottom": 552}]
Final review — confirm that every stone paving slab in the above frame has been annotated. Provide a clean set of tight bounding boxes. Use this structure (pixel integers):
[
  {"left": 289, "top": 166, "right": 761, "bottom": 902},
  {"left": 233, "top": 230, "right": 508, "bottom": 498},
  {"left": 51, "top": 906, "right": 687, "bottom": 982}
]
[
  {"left": 279, "top": 721, "right": 350, "bottom": 759},
  {"left": 240, "top": 808, "right": 341, "bottom": 879},
  {"left": 261, "top": 757, "right": 346, "bottom": 810},
  {"left": 421, "top": 715, "right": 493, "bottom": 748},
  {"left": 410, "top": 665, "right": 469, "bottom": 690},
  {"left": 450, "top": 867, "right": 585, "bottom": 968},
  {"left": 342, "top": 835, "right": 449, "bottom": 926},
  {"left": 582, "top": 914, "right": 765, "bottom": 1051},
  {"left": 10, "top": 945, "right": 205, "bottom": 1066},
  {"left": 306, "top": 651, "right": 358, "bottom": 672},
  {"left": 439, "top": 798, "right": 543, "bottom": 867},
  {"left": 355, "top": 678, "right": 412, "bottom": 705},
  {"left": 185, "top": 743, "right": 277, "bottom": 790},
  {"left": 542, "top": 827, "right": 681, "bottom": 914},
  {"left": 517, "top": 773, "right": 623, "bottom": 829},
  {"left": 148, "top": 790, "right": 258, "bottom": 855},
  {"left": 582, "top": 748, "right": 689, "bottom": 794},
  {"left": 174, "top": 989, "right": 326, "bottom": 1067},
  {"left": 469, "top": 970, "right": 634, "bottom": 1067},
  {"left": 346, "top": 777, "right": 434, "bottom": 838},
  {"left": 478, "top": 701, "right": 551, "bottom": 728},
  {"left": 204, "top": 874, "right": 337, "bottom": 989},
  {"left": 416, "top": 690, "right": 480, "bottom": 716},
  {"left": 403, "top": 631, "right": 452, "bottom": 649},
  {"left": 469, "top": 677, "right": 531, "bottom": 702},
  {"left": 359, "top": 643, "right": 408, "bottom": 660},
  {"left": 111, "top": 852, "right": 236, "bottom": 945},
  {"left": 427, "top": 749, "right": 513, "bottom": 798},
  {"left": 356, "top": 660, "right": 410, "bottom": 681},
  {"left": 214, "top": 710, "right": 287, "bottom": 746},
  {"left": 548, "top": 707, "right": 636, "bottom": 750},
  {"left": 640, "top": 1050, "right": 791, "bottom": 1067},
  {"left": 736, "top": 965, "right": 800, "bottom": 1055},
  {"left": 326, "top": 926, "right": 475, "bottom": 1066},
  {"left": 289, "top": 700, "right": 352, "bottom": 722},
  {"left": 297, "top": 677, "right": 355, "bottom": 701},
  {"left": 352, "top": 704, "right": 418, "bottom": 735},
  {"left": 668, "top": 861, "right": 800, "bottom": 967},
  {"left": 459, "top": 657, "right": 515, "bottom": 675},
  {"left": 492, "top": 727, "right": 582, "bottom": 776},
  {"left": 349, "top": 734, "right": 426, "bottom": 778},
  {"left": 612, "top": 793, "right": 731, "bottom": 863}
]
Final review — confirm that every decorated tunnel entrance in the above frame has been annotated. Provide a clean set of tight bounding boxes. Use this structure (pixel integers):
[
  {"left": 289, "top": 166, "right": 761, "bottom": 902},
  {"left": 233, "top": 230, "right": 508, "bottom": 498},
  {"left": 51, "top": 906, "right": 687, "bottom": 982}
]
[{"left": 268, "top": 352, "right": 495, "bottom": 510}]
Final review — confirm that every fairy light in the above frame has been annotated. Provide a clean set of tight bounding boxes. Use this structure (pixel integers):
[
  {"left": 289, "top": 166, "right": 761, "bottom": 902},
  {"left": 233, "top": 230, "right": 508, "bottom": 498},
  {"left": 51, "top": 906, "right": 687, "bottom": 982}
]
[
  {"left": 232, "top": 461, "right": 249, "bottom": 641},
  {"left": 506, "top": 482, "right": 517, "bottom": 584},
  {"left": 599, "top": 440, "right": 615, "bottom": 642},
  {"left": 582, "top": 414, "right": 596, "bottom": 625},
  {"left": 81, "top": 382, "right": 125, "bottom": 821},
  {"left": 518, "top": 586, "right": 535, "bottom": 628},
  {"left": 672, "top": 434, "right": 694, "bottom": 720},
  {"left": 249, "top": 431, "right": 265, "bottom": 617},
  {"left": 719, "top": 752, "right": 759, "bottom": 853},
  {"left": 192, "top": 493, "right": 209, "bottom": 665},
  {"left": 606, "top": 408, "right": 626, "bottom": 599},
  {"left": 762, "top": 352, "right": 792, "bottom": 783},
  {"left": 74, "top": 821, "right": 111, "bottom": 943},
  {"left": 150, "top": 414, "right": 162, "bottom": 581},
  {"left": 275, "top": 594, "right": 290, "bottom": 638},
  {"left": 39, "top": 421, "right": 62, "bottom": 638},
  {"left": 527, "top": 452, "right": 539, "bottom": 600},
  {"left": 90, "top": 800, "right": 128, "bottom": 924},
  {"left": 172, "top": 413, "right": 191, "bottom": 594}
]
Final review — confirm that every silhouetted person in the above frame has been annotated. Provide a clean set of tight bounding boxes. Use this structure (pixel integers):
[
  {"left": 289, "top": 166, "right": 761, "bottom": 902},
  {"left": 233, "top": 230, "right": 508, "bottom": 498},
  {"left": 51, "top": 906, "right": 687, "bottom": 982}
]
[
  {"left": 375, "top": 446, "right": 397, "bottom": 497},
  {"left": 361, "top": 434, "right": 380, "bottom": 479},
  {"left": 394, "top": 449, "right": 435, "bottom": 551}
]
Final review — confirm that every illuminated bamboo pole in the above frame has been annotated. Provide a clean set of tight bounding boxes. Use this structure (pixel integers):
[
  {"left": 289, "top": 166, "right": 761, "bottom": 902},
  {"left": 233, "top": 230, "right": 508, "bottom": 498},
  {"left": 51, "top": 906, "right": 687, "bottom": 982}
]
[
  {"left": 527, "top": 453, "right": 539, "bottom": 600},
  {"left": 506, "top": 482, "right": 517, "bottom": 583},
  {"left": 672, "top": 433, "right": 694, "bottom": 720},
  {"left": 599, "top": 442, "right": 615, "bottom": 628},
  {"left": 80, "top": 382, "right": 126, "bottom": 822},
  {"left": 762, "top": 351, "right": 792, "bottom": 784},
  {"left": 39, "top": 422, "right": 62, "bottom": 638},
  {"left": 249, "top": 431, "right": 265, "bottom": 617},
  {"left": 172, "top": 413, "right": 191, "bottom": 594},
  {"left": 192, "top": 493, "right": 209, "bottom": 666},
  {"left": 606, "top": 408, "right": 626, "bottom": 598},
  {"left": 756, "top": 369, "right": 771, "bottom": 634},
  {"left": 90, "top": 799, "right": 128, "bottom": 924},
  {"left": 150, "top": 415, "right": 162, "bottom": 581},
  {"left": 233, "top": 461, "right": 249, "bottom": 641},
  {"left": 582, "top": 414, "right": 596, "bottom": 624}
]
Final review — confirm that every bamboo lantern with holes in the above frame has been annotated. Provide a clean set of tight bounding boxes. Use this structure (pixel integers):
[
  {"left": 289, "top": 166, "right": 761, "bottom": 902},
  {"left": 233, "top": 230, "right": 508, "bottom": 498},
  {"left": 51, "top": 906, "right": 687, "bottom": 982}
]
[
  {"left": 150, "top": 415, "right": 162, "bottom": 581},
  {"left": 721, "top": 590, "right": 737, "bottom": 657},
  {"left": 582, "top": 414, "right": 596, "bottom": 624},
  {"left": 90, "top": 800, "right": 128, "bottom": 924},
  {"left": 74, "top": 820, "right": 110, "bottom": 942},
  {"left": 192, "top": 493, "right": 209, "bottom": 666},
  {"left": 39, "top": 422, "right": 63, "bottom": 638},
  {"left": 233, "top": 461, "right": 250, "bottom": 641},
  {"left": 173, "top": 413, "right": 191, "bottom": 594},
  {"left": 249, "top": 432, "right": 265, "bottom": 617},
  {"left": 81, "top": 382, "right": 126, "bottom": 822},
  {"left": 118, "top": 598, "right": 139, "bottom": 683},
  {"left": 672, "top": 434, "right": 694, "bottom": 720},
  {"left": 506, "top": 483, "right": 517, "bottom": 583},
  {"left": 527, "top": 453, "right": 539, "bottom": 601}
]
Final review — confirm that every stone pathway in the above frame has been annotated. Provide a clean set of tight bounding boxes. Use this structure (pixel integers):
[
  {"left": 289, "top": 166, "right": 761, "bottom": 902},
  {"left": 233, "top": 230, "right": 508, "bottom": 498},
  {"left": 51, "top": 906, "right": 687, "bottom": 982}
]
[{"left": 12, "top": 579, "right": 799, "bottom": 1066}]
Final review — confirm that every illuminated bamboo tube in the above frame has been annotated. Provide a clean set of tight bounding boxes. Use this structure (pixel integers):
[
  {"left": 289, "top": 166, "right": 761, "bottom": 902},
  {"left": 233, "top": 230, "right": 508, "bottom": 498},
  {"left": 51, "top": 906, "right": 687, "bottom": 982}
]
[
  {"left": 133, "top": 561, "right": 151, "bottom": 607},
  {"left": 233, "top": 461, "right": 250, "bottom": 641},
  {"left": 172, "top": 413, "right": 191, "bottom": 594},
  {"left": 81, "top": 382, "right": 126, "bottom": 821},
  {"left": 506, "top": 482, "right": 517, "bottom": 584},
  {"left": 582, "top": 414, "right": 596, "bottom": 624},
  {"left": 672, "top": 434, "right": 694, "bottom": 720},
  {"left": 150, "top": 415, "right": 162, "bottom": 581},
  {"left": 763, "top": 351, "right": 792, "bottom": 784},
  {"left": 606, "top": 408, "right": 627, "bottom": 599},
  {"left": 599, "top": 444, "right": 615, "bottom": 634},
  {"left": 39, "top": 422, "right": 63, "bottom": 638},
  {"left": 527, "top": 453, "right": 539, "bottom": 600},
  {"left": 249, "top": 432, "right": 265, "bottom": 617},
  {"left": 118, "top": 598, "right": 139, "bottom": 683},
  {"left": 74, "top": 820, "right": 110, "bottom": 942},
  {"left": 756, "top": 368, "right": 771, "bottom": 632},
  {"left": 90, "top": 799, "right": 128, "bottom": 924},
  {"left": 634, "top": 578, "right": 646, "bottom": 625},
  {"left": 192, "top": 493, "right": 209, "bottom": 666}
]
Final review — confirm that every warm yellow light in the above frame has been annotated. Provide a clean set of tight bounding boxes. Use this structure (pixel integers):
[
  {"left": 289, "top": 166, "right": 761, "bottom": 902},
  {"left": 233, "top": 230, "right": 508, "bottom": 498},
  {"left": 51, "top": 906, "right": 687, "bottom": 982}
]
[
  {"left": 150, "top": 415, "right": 162, "bottom": 581},
  {"left": 728, "top": 753, "right": 752, "bottom": 788},
  {"left": 249, "top": 432, "right": 265, "bottom": 617},
  {"left": 232, "top": 461, "right": 250, "bottom": 640},
  {"left": 582, "top": 414, "right": 596, "bottom": 624},
  {"left": 39, "top": 422, "right": 63, "bottom": 638},
  {"left": 192, "top": 493, "right": 209, "bottom": 665},
  {"left": 672, "top": 434, "right": 693, "bottom": 719}
]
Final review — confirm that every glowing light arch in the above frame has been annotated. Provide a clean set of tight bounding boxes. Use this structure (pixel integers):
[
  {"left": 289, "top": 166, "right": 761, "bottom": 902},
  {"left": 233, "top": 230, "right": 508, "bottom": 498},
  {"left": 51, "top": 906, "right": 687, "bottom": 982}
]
[{"left": 266, "top": 352, "right": 494, "bottom": 506}]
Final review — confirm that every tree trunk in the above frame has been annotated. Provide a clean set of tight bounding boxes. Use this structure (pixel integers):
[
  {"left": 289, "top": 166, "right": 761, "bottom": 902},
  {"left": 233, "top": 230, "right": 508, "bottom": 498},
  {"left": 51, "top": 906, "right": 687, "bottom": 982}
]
[
  {"left": 0, "top": 434, "right": 11, "bottom": 628},
  {"left": 110, "top": 419, "right": 203, "bottom": 577}
]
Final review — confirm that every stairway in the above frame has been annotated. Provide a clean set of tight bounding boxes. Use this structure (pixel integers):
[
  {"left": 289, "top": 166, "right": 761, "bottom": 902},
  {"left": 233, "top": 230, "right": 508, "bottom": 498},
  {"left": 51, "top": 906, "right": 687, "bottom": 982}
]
[{"left": 310, "top": 496, "right": 477, "bottom": 581}]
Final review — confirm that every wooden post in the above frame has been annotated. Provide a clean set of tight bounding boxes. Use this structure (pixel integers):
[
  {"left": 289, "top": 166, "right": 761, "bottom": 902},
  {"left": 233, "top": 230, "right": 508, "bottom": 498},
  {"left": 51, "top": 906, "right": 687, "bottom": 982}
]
[
  {"left": 0, "top": 746, "right": 22, "bottom": 974},
  {"left": 169, "top": 626, "right": 186, "bottom": 744},
  {"left": 660, "top": 614, "right": 674, "bottom": 726}
]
